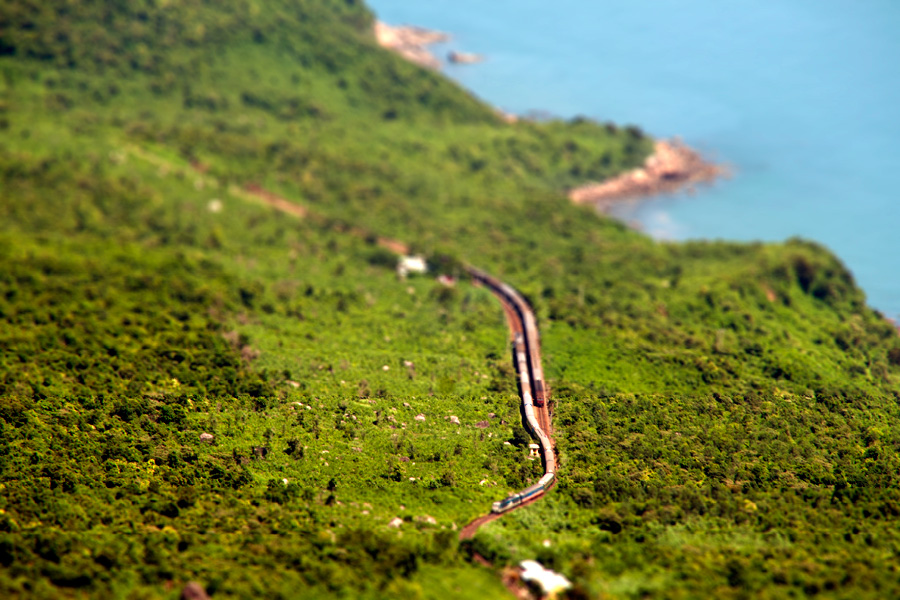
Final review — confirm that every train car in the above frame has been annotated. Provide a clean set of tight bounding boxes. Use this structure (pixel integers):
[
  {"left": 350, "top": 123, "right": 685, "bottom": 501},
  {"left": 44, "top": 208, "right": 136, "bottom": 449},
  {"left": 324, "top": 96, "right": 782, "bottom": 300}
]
[
  {"left": 491, "top": 473, "right": 555, "bottom": 513},
  {"left": 510, "top": 335, "right": 521, "bottom": 374},
  {"left": 514, "top": 335, "right": 535, "bottom": 410},
  {"left": 491, "top": 495, "right": 518, "bottom": 513},
  {"left": 518, "top": 311, "right": 545, "bottom": 403},
  {"left": 511, "top": 336, "right": 524, "bottom": 396},
  {"left": 532, "top": 380, "right": 546, "bottom": 407},
  {"left": 541, "top": 438, "right": 556, "bottom": 474},
  {"left": 497, "top": 282, "right": 544, "bottom": 409},
  {"left": 523, "top": 403, "right": 538, "bottom": 436}
]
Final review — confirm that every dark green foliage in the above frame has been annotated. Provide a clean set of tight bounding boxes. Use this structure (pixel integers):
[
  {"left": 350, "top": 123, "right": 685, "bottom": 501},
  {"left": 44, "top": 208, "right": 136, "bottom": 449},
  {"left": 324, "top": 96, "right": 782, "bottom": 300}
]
[
  {"left": 2, "top": 0, "right": 900, "bottom": 597},
  {"left": 0, "top": 0, "right": 373, "bottom": 71},
  {"left": 0, "top": 153, "right": 512, "bottom": 597}
]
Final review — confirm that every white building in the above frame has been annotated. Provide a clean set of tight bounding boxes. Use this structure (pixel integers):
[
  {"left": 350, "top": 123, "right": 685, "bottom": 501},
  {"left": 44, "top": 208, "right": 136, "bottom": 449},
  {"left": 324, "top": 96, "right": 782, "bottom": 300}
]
[
  {"left": 397, "top": 255, "right": 427, "bottom": 278},
  {"left": 520, "top": 560, "right": 571, "bottom": 596}
]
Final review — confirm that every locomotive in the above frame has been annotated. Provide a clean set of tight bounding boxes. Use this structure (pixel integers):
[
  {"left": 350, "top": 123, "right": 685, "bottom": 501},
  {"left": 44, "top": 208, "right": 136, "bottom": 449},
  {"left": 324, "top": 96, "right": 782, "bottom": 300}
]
[{"left": 492, "top": 473, "right": 555, "bottom": 513}]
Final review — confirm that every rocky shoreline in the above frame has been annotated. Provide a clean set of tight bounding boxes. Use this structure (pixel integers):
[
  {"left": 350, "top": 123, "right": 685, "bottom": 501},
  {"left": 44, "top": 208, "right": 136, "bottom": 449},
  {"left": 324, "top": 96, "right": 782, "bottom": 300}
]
[
  {"left": 568, "top": 140, "right": 727, "bottom": 212},
  {"left": 374, "top": 22, "right": 449, "bottom": 70},
  {"left": 374, "top": 22, "right": 728, "bottom": 211}
]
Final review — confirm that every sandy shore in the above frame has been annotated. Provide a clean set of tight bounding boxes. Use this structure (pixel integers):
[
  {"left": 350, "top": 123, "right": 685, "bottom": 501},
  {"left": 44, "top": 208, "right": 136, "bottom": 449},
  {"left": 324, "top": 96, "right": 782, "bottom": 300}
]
[{"left": 569, "top": 140, "right": 728, "bottom": 212}]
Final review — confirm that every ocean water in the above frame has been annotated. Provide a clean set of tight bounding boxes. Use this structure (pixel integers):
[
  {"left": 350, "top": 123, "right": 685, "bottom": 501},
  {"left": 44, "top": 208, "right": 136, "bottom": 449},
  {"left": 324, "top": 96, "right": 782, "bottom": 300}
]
[{"left": 368, "top": 0, "right": 900, "bottom": 319}]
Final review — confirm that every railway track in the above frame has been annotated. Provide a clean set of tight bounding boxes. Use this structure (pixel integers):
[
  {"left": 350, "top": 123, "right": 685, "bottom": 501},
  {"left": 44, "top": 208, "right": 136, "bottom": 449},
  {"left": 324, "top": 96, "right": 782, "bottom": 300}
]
[{"left": 461, "top": 267, "right": 557, "bottom": 540}]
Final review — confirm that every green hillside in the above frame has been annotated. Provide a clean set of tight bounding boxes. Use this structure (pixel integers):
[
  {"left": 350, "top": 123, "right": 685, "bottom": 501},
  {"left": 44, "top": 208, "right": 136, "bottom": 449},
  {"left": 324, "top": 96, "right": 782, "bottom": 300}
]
[{"left": 2, "top": 1, "right": 900, "bottom": 598}]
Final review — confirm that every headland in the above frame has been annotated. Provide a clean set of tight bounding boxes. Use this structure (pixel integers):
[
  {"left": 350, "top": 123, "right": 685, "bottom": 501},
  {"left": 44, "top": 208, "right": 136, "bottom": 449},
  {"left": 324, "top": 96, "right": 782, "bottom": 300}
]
[
  {"left": 568, "top": 140, "right": 727, "bottom": 212},
  {"left": 375, "top": 22, "right": 728, "bottom": 212}
]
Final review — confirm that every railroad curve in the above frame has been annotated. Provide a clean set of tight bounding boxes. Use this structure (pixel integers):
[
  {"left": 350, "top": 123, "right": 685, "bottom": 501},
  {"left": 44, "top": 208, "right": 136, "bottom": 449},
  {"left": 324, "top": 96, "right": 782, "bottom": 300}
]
[{"left": 461, "top": 267, "right": 557, "bottom": 541}]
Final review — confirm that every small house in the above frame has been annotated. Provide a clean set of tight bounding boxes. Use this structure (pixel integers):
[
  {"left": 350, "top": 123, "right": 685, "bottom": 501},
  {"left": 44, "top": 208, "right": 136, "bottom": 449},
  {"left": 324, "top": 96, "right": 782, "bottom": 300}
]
[{"left": 397, "top": 255, "right": 427, "bottom": 278}]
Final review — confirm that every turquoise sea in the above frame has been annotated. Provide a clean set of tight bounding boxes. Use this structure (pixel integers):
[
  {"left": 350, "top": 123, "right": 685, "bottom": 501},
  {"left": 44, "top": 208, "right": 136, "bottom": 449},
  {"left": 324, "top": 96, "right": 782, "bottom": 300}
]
[{"left": 368, "top": 0, "right": 900, "bottom": 319}]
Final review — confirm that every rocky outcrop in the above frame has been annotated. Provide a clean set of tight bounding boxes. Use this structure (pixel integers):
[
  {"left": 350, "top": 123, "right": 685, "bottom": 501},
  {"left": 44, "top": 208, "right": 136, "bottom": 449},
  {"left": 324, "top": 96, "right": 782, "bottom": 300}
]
[
  {"left": 448, "top": 50, "right": 484, "bottom": 64},
  {"left": 374, "top": 22, "right": 449, "bottom": 70},
  {"left": 568, "top": 140, "right": 727, "bottom": 211},
  {"left": 181, "top": 582, "right": 210, "bottom": 600}
]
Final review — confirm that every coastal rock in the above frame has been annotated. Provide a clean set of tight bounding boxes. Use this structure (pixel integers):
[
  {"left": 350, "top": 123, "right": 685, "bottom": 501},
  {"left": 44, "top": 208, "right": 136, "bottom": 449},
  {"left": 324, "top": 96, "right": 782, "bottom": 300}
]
[
  {"left": 374, "top": 22, "right": 449, "bottom": 70},
  {"left": 448, "top": 50, "right": 484, "bottom": 64},
  {"left": 568, "top": 140, "right": 727, "bottom": 211}
]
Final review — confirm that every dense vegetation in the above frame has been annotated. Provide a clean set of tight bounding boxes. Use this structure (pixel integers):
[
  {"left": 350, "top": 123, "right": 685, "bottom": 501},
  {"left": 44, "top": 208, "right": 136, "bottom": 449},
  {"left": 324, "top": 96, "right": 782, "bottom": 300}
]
[{"left": 2, "top": 0, "right": 900, "bottom": 598}]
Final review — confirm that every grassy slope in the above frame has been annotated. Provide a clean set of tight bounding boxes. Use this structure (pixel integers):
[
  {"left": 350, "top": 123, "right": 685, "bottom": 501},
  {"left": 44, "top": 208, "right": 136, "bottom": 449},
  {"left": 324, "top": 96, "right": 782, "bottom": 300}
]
[{"left": 2, "top": 0, "right": 900, "bottom": 598}]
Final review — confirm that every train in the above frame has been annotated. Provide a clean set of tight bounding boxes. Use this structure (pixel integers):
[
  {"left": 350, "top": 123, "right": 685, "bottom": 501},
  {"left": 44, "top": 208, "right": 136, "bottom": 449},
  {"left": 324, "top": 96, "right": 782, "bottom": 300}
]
[
  {"left": 491, "top": 473, "right": 555, "bottom": 513},
  {"left": 469, "top": 268, "right": 547, "bottom": 407},
  {"left": 492, "top": 333, "right": 556, "bottom": 513},
  {"left": 466, "top": 267, "right": 556, "bottom": 514}
]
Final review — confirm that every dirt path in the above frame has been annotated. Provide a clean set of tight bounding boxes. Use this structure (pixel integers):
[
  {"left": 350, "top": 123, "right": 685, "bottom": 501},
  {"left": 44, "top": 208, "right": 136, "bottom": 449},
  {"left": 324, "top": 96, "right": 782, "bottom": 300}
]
[
  {"left": 241, "top": 183, "right": 308, "bottom": 218},
  {"left": 126, "top": 146, "right": 411, "bottom": 255}
]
